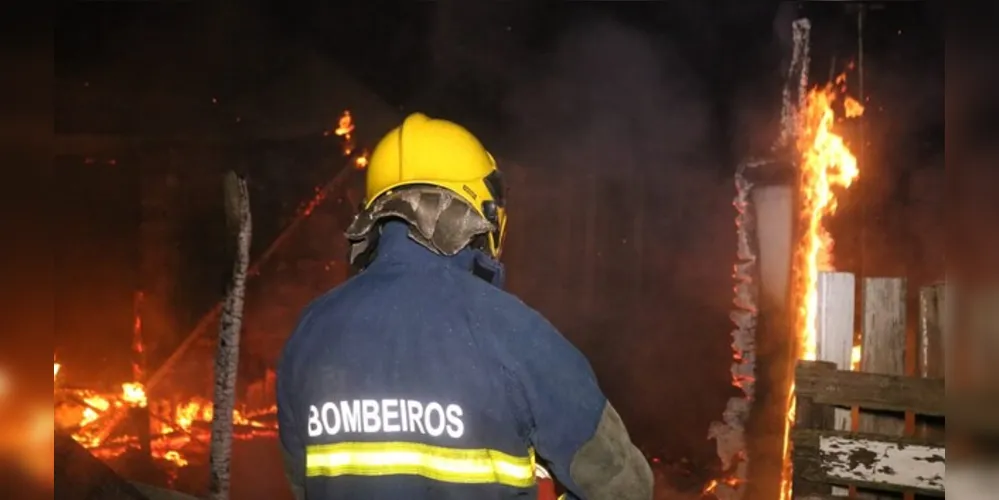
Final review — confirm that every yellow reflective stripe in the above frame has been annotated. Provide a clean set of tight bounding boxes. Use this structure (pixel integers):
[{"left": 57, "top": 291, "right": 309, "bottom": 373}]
[
  {"left": 305, "top": 441, "right": 536, "bottom": 488},
  {"left": 557, "top": 495, "right": 567, "bottom": 500}
]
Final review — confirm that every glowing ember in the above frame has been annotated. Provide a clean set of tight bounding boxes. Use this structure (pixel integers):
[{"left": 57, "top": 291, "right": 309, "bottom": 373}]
[
  {"left": 334, "top": 110, "right": 356, "bottom": 151},
  {"left": 780, "top": 74, "right": 864, "bottom": 500},
  {"left": 354, "top": 150, "right": 369, "bottom": 170},
  {"left": 164, "top": 450, "right": 188, "bottom": 468},
  {"left": 703, "top": 476, "right": 741, "bottom": 496}
]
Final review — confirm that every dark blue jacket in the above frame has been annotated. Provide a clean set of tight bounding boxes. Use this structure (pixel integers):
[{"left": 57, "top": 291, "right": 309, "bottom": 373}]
[{"left": 276, "top": 222, "right": 609, "bottom": 500}]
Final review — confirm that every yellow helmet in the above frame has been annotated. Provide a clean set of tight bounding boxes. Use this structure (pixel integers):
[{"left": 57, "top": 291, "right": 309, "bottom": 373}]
[{"left": 364, "top": 113, "right": 507, "bottom": 258}]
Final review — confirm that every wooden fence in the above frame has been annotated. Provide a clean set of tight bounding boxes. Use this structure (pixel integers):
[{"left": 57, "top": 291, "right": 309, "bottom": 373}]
[{"left": 791, "top": 275, "right": 946, "bottom": 499}]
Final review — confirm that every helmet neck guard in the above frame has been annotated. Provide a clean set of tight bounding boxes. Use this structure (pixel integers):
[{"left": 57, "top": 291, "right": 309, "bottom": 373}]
[{"left": 345, "top": 185, "right": 495, "bottom": 269}]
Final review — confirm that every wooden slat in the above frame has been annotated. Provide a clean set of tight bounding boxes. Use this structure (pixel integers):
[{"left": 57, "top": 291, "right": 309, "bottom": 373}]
[
  {"left": 796, "top": 495, "right": 867, "bottom": 500},
  {"left": 792, "top": 428, "right": 945, "bottom": 496},
  {"left": 795, "top": 361, "right": 944, "bottom": 416},
  {"left": 793, "top": 427, "right": 945, "bottom": 450},
  {"left": 859, "top": 276, "right": 909, "bottom": 492},
  {"left": 792, "top": 377, "right": 836, "bottom": 498},
  {"left": 917, "top": 284, "right": 947, "bottom": 441},
  {"left": 918, "top": 284, "right": 946, "bottom": 379}
]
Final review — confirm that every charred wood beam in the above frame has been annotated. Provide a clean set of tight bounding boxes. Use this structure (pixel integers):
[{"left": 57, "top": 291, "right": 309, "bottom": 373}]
[
  {"left": 96, "top": 161, "right": 359, "bottom": 442},
  {"left": 59, "top": 393, "right": 206, "bottom": 448},
  {"left": 739, "top": 157, "right": 797, "bottom": 187},
  {"left": 208, "top": 170, "right": 253, "bottom": 500},
  {"left": 129, "top": 406, "right": 152, "bottom": 460},
  {"left": 714, "top": 17, "right": 812, "bottom": 500},
  {"left": 795, "top": 361, "right": 944, "bottom": 416},
  {"left": 54, "top": 432, "right": 149, "bottom": 500},
  {"left": 129, "top": 482, "right": 200, "bottom": 500},
  {"left": 143, "top": 163, "right": 357, "bottom": 392}
]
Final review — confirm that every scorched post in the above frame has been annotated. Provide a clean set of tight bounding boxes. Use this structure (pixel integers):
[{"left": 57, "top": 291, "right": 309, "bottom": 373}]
[{"left": 208, "top": 170, "right": 252, "bottom": 500}]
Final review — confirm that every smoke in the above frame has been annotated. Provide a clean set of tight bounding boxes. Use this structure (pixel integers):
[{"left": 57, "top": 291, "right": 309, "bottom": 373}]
[
  {"left": 503, "top": 18, "right": 712, "bottom": 174},
  {"left": 948, "top": 28, "right": 999, "bottom": 283},
  {"left": 492, "top": 17, "right": 743, "bottom": 475}
]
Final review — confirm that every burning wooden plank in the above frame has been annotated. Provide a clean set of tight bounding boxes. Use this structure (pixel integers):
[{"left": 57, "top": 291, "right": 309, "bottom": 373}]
[{"left": 709, "top": 16, "right": 814, "bottom": 500}]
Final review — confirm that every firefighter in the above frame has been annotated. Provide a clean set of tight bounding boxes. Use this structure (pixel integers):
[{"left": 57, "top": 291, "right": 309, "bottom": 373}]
[{"left": 276, "top": 112, "right": 653, "bottom": 500}]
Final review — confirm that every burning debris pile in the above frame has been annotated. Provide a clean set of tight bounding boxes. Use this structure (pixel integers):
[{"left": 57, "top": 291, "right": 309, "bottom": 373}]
[
  {"left": 54, "top": 358, "right": 278, "bottom": 473},
  {"left": 52, "top": 110, "right": 370, "bottom": 486}
]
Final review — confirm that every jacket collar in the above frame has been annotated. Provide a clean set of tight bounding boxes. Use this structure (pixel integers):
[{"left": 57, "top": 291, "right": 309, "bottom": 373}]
[{"left": 371, "top": 221, "right": 506, "bottom": 288}]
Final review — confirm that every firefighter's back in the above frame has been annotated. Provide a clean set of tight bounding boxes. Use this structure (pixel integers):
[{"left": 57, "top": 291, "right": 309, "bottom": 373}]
[{"left": 277, "top": 225, "right": 539, "bottom": 500}]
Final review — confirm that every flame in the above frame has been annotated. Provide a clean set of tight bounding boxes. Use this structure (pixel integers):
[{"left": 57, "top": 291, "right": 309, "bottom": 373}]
[
  {"left": 795, "top": 79, "right": 863, "bottom": 362},
  {"left": 164, "top": 450, "right": 188, "bottom": 467},
  {"left": 51, "top": 107, "right": 366, "bottom": 474},
  {"left": 121, "top": 382, "right": 147, "bottom": 407},
  {"left": 326, "top": 110, "right": 369, "bottom": 169},
  {"left": 779, "top": 74, "right": 865, "bottom": 500},
  {"left": 702, "top": 475, "right": 742, "bottom": 497},
  {"left": 333, "top": 110, "right": 356, "bottom": 153},
  {"left": 703, "top": 479, "right": 719, "bottom": 496},
  {"left": 54, "top": 361, "right": 278, "bottom": 471},
  {"left": 132, "top": 291, "right": 145, "bottom": 383},
  {"left": 778, "top": 386, "right": 797, "bottom": 500},
  {"left": 851, "top": 344, "right": 862, "bottom": 371},
  {"left": 843, "top": 97, "right": 865, "bottom": 119}
]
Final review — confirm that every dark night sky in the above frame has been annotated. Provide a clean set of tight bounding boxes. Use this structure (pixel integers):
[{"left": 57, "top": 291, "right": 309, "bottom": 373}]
[
  {"left": 54, "top": 1, "right": 943, "bottom": 163},
  {"left": 58, "top": 2, "right": 759, "bottom": 137}
]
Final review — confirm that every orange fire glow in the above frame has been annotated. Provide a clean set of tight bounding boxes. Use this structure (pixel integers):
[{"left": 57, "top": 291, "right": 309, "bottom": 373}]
[
  {"left": 779, "top": 74, "right": 864, "bottom": 500},
  {"left": 795, "top": 80, "right": 863, "bottom": 362},
  {"left": 703, "top": 476, "right": 742, "bottom": 496},
  {"left": 52, "top": 107, "right": 362, "bottom": 476},
  {"left": 54, "top": 361, "right": 277, "bottom": 470}
]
